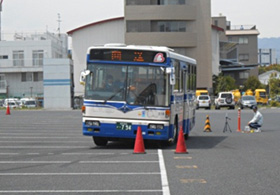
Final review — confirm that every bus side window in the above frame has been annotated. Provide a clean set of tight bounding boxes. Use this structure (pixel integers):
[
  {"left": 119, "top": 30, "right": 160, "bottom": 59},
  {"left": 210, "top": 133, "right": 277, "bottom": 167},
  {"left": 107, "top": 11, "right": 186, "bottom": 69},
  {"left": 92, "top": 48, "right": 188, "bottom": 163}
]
[{"left": 173, "top": 59, "right": 182, "bottom": 92}]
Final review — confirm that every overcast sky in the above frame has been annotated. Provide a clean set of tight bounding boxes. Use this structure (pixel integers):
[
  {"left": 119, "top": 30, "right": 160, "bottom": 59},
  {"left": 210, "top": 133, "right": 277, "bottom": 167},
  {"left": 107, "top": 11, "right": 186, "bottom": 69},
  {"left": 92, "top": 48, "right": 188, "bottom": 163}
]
[{"left": 1, "top": 0, "right": 279, "bottom": 38}]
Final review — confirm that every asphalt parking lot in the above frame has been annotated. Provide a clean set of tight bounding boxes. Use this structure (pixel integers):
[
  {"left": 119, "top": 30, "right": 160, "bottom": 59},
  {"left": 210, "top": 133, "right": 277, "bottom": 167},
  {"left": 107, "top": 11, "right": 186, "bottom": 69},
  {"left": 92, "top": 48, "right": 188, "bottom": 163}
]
[{"left": 0, "top": 108, "right": 280, "bottom": 195}]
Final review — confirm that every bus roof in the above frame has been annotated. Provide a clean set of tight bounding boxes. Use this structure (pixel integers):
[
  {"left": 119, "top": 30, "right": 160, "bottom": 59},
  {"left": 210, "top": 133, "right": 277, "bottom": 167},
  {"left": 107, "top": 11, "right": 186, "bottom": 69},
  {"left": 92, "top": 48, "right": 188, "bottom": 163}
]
[{"left": 87, "top": 44, "right": 197, "bottom": 65}]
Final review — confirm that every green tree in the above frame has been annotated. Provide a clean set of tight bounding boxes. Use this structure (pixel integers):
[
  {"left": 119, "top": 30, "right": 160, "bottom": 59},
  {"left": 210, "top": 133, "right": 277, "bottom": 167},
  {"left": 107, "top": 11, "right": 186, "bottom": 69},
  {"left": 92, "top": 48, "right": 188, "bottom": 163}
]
[
  {"left": 243, "top": 76, "right": 264, "bottom": 91},
  {"left": 269, "top": 78, "right": 280, "bottom": 98},
  {"left": 215, "top": 75, "right": 236, "bottom": 94},
  {"left": 258, "top": 64, "right": 280, "bottom": 75}
]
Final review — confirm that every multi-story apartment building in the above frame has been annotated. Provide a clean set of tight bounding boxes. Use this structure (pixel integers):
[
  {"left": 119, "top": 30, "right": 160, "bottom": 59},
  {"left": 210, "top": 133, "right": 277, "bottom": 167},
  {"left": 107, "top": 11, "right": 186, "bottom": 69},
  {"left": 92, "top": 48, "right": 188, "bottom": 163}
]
[
  {"left": 258, "top": 48, "right": 277, "bottom": 66},
  {"left": 212, "top": 16, "right": 260, "bottom": 86},
  {"left": 0, "top": 31, "right": 68, "bottom": 100},
  {"left": 124, "top": 0, "right": 213, "bottom": 91}
]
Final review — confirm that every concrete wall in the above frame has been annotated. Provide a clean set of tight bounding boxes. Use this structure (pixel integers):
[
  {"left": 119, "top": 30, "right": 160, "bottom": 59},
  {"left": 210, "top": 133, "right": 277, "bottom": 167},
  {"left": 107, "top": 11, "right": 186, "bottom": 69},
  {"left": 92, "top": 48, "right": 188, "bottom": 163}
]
[{"left": 43, "top": 59, "right": 73, "bottom": 109}]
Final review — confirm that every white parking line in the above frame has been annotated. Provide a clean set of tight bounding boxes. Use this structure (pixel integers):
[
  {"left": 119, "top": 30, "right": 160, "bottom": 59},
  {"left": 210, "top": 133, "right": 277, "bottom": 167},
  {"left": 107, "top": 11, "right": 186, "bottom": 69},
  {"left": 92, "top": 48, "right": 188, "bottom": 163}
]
[
  {"left": 0, "top": 190, "right": 162, "bottom": 193},
  {"left": 80, "top": 161, "right": 159, "bottom": 164},
  {"left": 0, "top": 172, "right": 160, "bottom": 176},
  {"left": 0, "top": 136, "right": 86, "bottom": 139},
  {"left": 0, "top": 141, "right": 88, "bottom": 143},
  {"left": 0, "top": 146, "right": 88, "bottom": 149},
  {"left": 158, "top": 149, "right": 171, "bottom": 195},
  {"left": 0, "top": 160, "right": 159, "bottom": 164},
  {"left": 0, "top": 133, "right": 79, "bottom": 136},
  {"left": 0, "top": 153, "right": 19, "bottom": 155}
]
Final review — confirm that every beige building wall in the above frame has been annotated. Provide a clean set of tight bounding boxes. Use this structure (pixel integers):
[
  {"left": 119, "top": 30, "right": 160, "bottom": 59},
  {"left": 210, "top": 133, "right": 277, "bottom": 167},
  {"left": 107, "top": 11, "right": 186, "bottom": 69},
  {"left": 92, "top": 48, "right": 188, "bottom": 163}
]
[{"left": 124, "top": 0, "right": 213, "bottom": 90}]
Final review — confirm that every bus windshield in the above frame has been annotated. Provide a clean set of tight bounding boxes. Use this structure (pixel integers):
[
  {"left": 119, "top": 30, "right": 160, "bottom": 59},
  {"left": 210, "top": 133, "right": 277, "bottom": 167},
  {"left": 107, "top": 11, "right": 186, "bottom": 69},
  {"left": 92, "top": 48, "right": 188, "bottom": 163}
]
[{"left": 85, "top": 64, "right": 169, "bottom": 106}]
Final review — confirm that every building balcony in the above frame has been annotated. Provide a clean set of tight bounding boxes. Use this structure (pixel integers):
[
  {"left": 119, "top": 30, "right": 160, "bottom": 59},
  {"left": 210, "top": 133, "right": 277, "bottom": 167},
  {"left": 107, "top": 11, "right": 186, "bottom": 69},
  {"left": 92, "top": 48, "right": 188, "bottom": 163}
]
[
  {"left": 0, "top": 59, "right": 43, "bottom": 73},
  {"left": 125, "top": 32, "right": 197, "bottom": 47},
  {"left": 125, "top": 4, "right": 196, "bottom": 21}
]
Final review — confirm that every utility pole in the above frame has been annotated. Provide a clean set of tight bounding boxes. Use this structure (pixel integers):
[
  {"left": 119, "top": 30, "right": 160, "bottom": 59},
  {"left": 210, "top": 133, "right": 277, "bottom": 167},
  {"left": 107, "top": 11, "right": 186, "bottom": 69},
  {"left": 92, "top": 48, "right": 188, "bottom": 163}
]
[
  {"left": 57, "top": 13, "right": 61, "bottom": 37},
  {"left": 0, "top": 0, "right": 3, "bottom": 41}
]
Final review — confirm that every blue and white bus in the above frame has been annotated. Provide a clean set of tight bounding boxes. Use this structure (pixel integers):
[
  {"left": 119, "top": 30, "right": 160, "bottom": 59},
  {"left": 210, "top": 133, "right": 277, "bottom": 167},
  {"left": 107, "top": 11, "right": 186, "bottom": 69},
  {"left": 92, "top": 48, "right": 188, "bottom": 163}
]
[{"left": 80, "top": 44, "right": 197, "bottom": 146}]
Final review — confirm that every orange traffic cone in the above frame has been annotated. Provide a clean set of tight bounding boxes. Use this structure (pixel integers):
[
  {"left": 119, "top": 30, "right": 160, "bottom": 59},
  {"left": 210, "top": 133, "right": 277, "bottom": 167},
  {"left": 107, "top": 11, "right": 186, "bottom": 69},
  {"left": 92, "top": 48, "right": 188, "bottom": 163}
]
[
  {"left": 175, "top": 127, "right": 188, "bottom": 154},
  {"left": 204, "top": 115, "right": 211, "bottom": 132},
  {"left": 133, "top": 126, "right": 146, "bottom": 154},
  {"left": 6, "top": 105, "right": 11, "bottom": 115}
]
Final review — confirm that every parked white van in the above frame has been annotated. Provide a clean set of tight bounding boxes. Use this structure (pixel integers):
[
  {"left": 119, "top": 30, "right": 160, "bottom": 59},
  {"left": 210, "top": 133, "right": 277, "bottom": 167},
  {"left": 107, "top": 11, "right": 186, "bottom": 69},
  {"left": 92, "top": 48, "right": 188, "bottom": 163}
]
[{"left": 19, "top": 98, "right": 37, "bottom": 108}]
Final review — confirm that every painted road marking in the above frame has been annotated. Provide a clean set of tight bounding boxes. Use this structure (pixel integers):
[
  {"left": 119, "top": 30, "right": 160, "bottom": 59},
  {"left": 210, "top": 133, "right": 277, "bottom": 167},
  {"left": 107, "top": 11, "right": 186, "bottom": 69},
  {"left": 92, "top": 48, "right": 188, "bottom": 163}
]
[
  {"left": 0, "top": 172, "right": 160, "bottom": 176},
  {"left": 174, "top": 156, "right": 192, "bottom": 160},
  {"left": 0, "top": 137, "right": 86, "bottom": 139},
  {"left": 0, "top": 146, "right": 88, "bottom": 149},
  {"left": 158, "top": 149, "right": 171, "bottom": 195},
  {"left": 0, "top": 190, "right": 163, "bottom": 193},
  {"left": 0, "top": 140, "right": 89, "bottom": 143},
  {"left": 0, "top": 161, "right": 159, "bottom": 164},
  {"left": 0, "top": 153, "right": 19, "bottom": 155},
  {"left": 176, "top": 165, "right": 198, "bottom": 169},
  {"left": 180, "top": 179, "right": 207, "bottom": 184},
  {"left": 80, "top": 161, "right": 158, "bottom": 164}
]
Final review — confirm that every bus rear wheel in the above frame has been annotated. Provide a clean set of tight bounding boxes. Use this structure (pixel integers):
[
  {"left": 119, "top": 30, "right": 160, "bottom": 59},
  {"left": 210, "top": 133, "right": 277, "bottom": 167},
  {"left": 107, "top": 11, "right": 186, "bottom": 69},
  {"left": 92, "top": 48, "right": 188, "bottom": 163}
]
[
  {"left": 93, "top": 137, "right": 108, "bottom": 146},
  {"left": 166, "top": 121, "right": 178, "bottom": 146}
]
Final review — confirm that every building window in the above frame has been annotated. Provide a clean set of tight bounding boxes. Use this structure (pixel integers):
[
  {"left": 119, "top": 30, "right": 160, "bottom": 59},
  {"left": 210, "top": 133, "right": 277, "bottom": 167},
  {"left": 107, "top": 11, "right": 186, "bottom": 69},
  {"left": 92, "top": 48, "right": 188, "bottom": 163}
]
[
  {"left": 0, "top": 55, "right": 8, "bottom": 59},
  {"left": 33, "top": 50, "right": 44, "bottom": 66},
  {"left": 239, "top": 54, "right": 249, "bottom": 61},
  {"left": 153, "top": 21, "right": 186, "bottom": 32},
  {"left": 126, "top": 0, "right": 185, "bottom": 5},
  {"left": 238, "top": 37, "right": 248, "bottom": 44},
  {"left": 239, "top": 72, "right": 249, "bottom": 79},
  {"left": 159, "top": 0, "right": 185, "bottom": 5},
  {"left": 127, "top": 21, "right": 150, "bottom": 32},
  {"left": 21, "top": 72, "right": 33, "bottom": 82},
  {"left": 0, "top": 74, "right": 6, "bottom": 89},
  {"left": 127, "top": 20, "right": 186, "bottom": 32},
  {"left": 13, "top": 50, "right": 24, "bottom": 66},
  {"left": 33, "top": 72, "right": 43, "bottom": 82}
]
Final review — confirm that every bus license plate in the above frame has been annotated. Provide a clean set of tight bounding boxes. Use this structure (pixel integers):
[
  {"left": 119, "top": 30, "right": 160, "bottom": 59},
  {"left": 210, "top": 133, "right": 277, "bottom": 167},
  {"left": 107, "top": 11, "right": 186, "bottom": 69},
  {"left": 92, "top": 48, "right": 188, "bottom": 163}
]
[{"left": 116, "top": 122, "right": 132, "bottom": 130}]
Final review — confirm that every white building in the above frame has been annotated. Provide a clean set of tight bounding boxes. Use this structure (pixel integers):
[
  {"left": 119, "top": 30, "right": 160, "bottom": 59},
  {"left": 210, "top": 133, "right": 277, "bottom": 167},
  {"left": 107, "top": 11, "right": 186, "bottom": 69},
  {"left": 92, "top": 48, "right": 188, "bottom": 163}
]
[
  {"left": 211, "top": 25, "right": 224, "bottom": 76},
  {"left": 67, "top": 17, "right": 125, "bottom": 96},
  {"left": 0, "top": 31, "right": 71, "bottom": 108},
  {"left": 258, "top": 48, "right": 277, "bottom": 66},
  {"left": 258, "top": 70, "right": 280, "bottom": 85}
]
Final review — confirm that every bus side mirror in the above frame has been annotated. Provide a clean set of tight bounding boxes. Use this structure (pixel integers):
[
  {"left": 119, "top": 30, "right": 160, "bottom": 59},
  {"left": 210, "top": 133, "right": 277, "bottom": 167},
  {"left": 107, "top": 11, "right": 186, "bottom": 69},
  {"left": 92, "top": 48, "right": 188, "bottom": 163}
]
[
  {"left": 166, "top": 67, "right": 175, "bottom": 85},
  {"left": 80, "top": 70, "right": 91, "bottom": 85}
]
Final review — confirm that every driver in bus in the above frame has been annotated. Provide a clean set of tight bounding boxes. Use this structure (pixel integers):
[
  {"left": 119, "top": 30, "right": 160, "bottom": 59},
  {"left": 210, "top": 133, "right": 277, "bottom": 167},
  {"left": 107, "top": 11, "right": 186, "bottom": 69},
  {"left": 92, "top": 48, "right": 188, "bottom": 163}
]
[{"left": 103, "top": 74, "right": 114, "bottom": 90}]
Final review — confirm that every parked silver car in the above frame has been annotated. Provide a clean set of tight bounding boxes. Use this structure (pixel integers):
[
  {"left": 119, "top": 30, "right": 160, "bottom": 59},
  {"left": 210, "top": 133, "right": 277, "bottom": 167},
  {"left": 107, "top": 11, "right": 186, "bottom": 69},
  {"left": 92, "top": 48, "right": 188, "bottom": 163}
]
[
  {"left": 196, "top": 95, "right": 211, "bottom": 109},
  {"left": 238, "top": 95, "right": 257, "bottom": 109}
]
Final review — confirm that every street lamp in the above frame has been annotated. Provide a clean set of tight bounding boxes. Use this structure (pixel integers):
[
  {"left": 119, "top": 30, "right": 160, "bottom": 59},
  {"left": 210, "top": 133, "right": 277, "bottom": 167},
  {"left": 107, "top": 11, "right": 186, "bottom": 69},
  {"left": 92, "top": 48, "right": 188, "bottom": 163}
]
[{"left": 30, "top": 87, "right": 33, "bottom": 97}]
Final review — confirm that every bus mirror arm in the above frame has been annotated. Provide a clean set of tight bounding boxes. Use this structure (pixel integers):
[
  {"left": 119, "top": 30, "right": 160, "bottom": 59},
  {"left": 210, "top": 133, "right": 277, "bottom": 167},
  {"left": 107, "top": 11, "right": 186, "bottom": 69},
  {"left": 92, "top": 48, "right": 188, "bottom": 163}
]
[{"left": 80, "top": 70, "right": 91, "bottom": 85}]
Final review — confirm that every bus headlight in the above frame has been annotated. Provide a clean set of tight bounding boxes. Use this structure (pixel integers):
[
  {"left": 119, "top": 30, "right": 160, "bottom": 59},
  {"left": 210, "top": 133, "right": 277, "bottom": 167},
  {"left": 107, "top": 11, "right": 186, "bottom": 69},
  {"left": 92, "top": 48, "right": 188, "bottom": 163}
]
[
  {"left": 148, "top": 124, "right": 164, "bottom": 130},
  {"left": 85, "top": 120, "right": 100, "bottom": 126}
]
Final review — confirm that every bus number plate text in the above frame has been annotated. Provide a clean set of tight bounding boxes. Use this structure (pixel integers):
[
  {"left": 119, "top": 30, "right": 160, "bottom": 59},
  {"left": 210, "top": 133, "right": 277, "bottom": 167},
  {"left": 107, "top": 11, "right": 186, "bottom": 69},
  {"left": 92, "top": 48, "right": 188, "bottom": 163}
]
[{"left": 116, "top": 122, "right": 132, "bottom": 131}]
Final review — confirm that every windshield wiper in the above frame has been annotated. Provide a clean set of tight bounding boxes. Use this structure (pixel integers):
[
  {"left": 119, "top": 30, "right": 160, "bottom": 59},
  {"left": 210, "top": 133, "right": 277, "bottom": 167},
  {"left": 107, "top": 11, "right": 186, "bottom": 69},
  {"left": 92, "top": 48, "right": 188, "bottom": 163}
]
[{"left": 104, "top": 88, "right": 124, "bottom": 103}]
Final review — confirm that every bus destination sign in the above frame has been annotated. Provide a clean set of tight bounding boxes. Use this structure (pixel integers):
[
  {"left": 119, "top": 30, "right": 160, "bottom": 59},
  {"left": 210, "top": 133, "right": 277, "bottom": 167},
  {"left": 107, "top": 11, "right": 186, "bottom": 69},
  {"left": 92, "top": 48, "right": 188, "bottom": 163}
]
[{"left": 89, "top": 49, "right": 166, "bottom": 63}]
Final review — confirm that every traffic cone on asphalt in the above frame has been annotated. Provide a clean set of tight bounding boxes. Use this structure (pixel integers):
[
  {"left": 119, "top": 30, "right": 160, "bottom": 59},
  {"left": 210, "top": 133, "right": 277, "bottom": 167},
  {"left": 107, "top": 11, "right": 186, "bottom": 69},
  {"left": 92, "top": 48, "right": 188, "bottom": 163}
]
[
  {"left": 133, "top": 126, "right": 146, "bottom": 154},
  {"left": 6, "top": 105, "right": 11, "bottom": 115},
  {"left": 204, "top": 115, "right": 211, "bottom": 132},
  {"left": 175, "top": 127, "right": 188, "bottom": 154}
]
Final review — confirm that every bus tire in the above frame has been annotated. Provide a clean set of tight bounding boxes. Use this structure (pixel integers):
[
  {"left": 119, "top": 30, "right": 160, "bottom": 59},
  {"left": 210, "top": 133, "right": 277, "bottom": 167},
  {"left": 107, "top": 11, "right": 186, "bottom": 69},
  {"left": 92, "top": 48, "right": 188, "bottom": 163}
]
[
  {"left": 167, "top": 119, "right": 178, "bottom": 146},
  {"left": 93, "top": 137, "right": 108, "bottom": 146}
]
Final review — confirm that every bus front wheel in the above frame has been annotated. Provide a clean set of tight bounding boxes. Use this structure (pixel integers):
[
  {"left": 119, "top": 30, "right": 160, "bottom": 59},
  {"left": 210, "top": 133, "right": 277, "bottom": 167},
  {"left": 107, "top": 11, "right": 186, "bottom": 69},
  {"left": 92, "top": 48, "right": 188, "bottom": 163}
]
[
  {"left": 93, "top": 137, "right": 108, "bottom": 146},
  {"left": 167, "top": 121, "right": 178, "bottom": 146}
]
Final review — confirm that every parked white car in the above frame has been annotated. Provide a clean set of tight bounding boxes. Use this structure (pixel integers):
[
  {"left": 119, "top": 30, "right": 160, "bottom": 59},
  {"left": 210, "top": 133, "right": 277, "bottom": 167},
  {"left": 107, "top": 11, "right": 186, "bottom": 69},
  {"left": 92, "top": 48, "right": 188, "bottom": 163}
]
[
  {"left": 196, "top": 95, "right": 211, "bottom": 109},
  {"left": 4, "top": 98, "right": 19, "bottom": 108},
  {"left": 19, "top": 98, "right": 37, "bottom": 108},
  {"left": 215, "top": 92, "right": 235, "bottom": 109}
]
